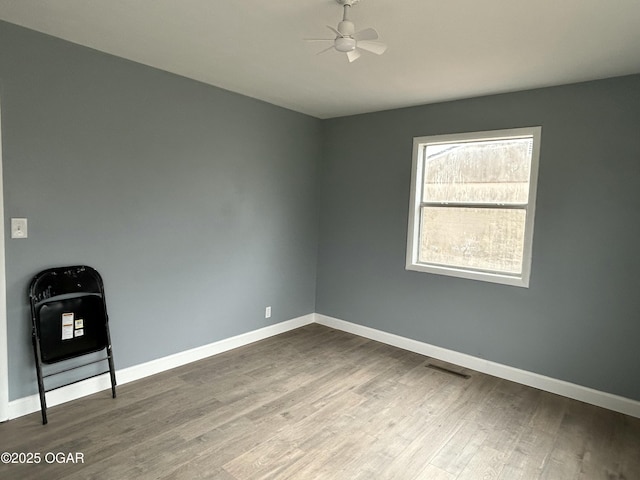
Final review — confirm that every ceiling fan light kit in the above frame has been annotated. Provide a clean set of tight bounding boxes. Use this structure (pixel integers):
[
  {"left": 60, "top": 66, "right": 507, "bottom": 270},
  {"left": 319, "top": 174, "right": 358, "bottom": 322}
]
[
  {"left": 335, "top": 37, "right": 356, "bottom": 52},
  {"left": 305, "top": 0, "right": 387, "bottom": 62}
]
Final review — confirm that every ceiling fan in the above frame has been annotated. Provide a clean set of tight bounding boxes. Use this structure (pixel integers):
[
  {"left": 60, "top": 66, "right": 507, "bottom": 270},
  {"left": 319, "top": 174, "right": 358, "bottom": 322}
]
[{"left": 306, "top": 0, "right": 387, "bottom": 63}]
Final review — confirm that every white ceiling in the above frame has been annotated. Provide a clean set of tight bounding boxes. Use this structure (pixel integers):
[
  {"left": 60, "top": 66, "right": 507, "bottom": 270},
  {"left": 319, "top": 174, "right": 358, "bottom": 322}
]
[{"left": 1, "top": 0, "right": 639, "bottom": 119}]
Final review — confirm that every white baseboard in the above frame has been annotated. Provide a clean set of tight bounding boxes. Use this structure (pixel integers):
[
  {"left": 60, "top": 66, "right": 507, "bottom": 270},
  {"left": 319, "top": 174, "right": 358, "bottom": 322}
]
[
  {"left": 8, "top": 314, "right": 315, "bottom": 420},
  {"left": 314, "top": 314, "right": 640, "bottom": 419},
  {"left": 8, "top": 312, "right": 640, "bottom": 421}
]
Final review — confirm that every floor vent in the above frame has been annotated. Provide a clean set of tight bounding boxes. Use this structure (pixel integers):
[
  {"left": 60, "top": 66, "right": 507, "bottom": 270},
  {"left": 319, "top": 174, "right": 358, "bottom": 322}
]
[{"left": 426, "top": 364, "right": 471, "bottom": 379}]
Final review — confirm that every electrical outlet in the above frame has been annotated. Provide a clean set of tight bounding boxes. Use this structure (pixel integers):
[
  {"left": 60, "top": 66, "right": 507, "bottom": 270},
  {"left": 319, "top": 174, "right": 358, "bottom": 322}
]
[{"left": 265, "top": 306, "right": 271, "bottom": 319}]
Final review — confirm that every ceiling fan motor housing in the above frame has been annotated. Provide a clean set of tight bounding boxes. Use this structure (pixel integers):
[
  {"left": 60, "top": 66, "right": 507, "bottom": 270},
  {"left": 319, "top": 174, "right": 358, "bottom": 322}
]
[{"left": 337, "top": 20, "right": 355, "bottom": 36}]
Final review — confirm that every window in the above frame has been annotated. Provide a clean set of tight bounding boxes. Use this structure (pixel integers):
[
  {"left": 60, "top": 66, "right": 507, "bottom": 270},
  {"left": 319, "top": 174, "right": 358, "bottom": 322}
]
[{"left": 406, "top": 127, "right": 541, "bottom": 287}]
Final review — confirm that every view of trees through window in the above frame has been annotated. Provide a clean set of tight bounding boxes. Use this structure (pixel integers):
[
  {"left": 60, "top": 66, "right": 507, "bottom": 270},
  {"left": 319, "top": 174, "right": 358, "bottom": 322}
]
[{"left": 418, "top": 138, "right": 533, "bottom": 274}]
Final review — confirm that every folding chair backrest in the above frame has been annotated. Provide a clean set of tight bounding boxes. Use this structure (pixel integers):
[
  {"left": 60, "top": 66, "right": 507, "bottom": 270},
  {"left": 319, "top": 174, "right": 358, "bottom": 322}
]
[
  {"left": 30, "top": 265, "right": 104, "bottom": 303},
  {"left": 29, "top": 266, "right": 109, "bottom": 364}
]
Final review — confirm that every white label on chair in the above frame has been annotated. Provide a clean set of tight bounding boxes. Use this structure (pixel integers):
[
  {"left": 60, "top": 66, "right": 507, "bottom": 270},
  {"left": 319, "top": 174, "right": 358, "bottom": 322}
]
[
  {"left": 62, "top": 312, "right": 74, "bottom": 340},
  {"left": 75, "top": 319, "right": 84, "bottom": 329},
  {"left": 75, "top": 328, "right": 84, "bottom": 337}
]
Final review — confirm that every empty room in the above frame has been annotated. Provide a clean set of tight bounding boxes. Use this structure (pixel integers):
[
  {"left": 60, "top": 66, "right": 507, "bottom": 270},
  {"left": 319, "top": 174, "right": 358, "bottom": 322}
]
[{"left": 0, "top": 1, "right": 639, "bottom": 479}]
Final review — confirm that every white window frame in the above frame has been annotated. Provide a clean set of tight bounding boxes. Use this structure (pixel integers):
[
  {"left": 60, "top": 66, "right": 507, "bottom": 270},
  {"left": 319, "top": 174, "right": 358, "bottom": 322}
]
[{"left": 406, "top": 126, "right": 541, "bottom": 288}]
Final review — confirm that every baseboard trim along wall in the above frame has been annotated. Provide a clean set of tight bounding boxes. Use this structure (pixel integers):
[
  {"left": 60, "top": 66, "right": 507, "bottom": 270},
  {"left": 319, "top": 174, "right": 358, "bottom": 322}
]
[
  {"left": 8, "top": 312, "right": 640, "bottom": 420},
  {"left": 7, "top": 314, "right": 315, "bottom": 420},
  {"left": 314, "top": 314, "right": 640, "bottom": 419}
]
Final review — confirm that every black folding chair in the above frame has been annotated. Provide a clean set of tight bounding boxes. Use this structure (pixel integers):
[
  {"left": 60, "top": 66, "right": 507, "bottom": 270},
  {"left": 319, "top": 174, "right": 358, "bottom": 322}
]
[{"left": 29, "top": 266, "right": 116, "bottom": 424}]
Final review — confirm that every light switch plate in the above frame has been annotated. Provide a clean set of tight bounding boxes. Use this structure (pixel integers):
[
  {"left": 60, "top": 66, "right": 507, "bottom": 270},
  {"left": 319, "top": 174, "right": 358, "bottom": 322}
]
[{"left": 11, "top": 218, "right": 28, "bottom": 238}]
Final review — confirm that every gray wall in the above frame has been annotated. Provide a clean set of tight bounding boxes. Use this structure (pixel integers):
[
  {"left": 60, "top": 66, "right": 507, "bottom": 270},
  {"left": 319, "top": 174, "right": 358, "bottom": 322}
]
[
  {"left": 3, "top": 19, "right": 640, "bottom": 405},
  {"left": 0, "top": 21, "right": 320, "bottom": 400},
  {"left": 316, "top": 75, "right": 640, "bottom": 401}
]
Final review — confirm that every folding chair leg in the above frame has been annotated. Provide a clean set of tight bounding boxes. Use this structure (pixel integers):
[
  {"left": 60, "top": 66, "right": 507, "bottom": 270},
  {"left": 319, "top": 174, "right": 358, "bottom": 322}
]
[
  {"left": 107, "top": 346, "right": 117, "bottom": 398},
  {"left": 38, "top": 388, "right": 48, "bottom": 425},
  {"left": 33, "top": 338, "right": 48, "bottom": 425}
]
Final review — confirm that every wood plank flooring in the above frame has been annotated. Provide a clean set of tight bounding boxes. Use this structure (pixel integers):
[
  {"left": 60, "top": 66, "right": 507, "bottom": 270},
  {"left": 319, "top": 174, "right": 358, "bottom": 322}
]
[{"left": 1, "top": 323, "right": 639, "bottom": 479}]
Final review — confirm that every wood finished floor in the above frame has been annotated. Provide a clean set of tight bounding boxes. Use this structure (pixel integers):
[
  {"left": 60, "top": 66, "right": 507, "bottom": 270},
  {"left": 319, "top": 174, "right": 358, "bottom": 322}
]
[{"left": 1, "top": 324, "right": 639, "bottom": 480}]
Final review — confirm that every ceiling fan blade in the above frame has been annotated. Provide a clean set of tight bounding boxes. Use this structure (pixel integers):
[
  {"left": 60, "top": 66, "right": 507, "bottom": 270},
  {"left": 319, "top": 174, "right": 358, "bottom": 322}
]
[
  {"left": 346, "top": 49, "right": 361, "bottom": 63},
  {"left": 326, "top": 25, "right": 342, "bottom": 37},
  {"left": 305, "top": 38, "right": 335, "bottom": 42},
  {"left": 353, "top": 28, "right": 379, "bottom": 41},
  {"left": 317, "top": 45, "right": 336, "bottom": 56},
  {"left": 357, "top": 40, "right": 387, "bottom": 55}
]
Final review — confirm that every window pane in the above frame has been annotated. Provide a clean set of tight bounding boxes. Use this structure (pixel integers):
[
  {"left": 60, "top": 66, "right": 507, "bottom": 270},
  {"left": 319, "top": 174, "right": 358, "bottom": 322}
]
[
  {"left": 419, "top": 206, "right": 526, "bottom": 274},
  {"left": 423, "top": 138, "right": 532, "bottom": 204}
]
